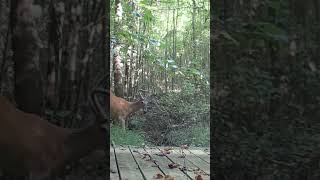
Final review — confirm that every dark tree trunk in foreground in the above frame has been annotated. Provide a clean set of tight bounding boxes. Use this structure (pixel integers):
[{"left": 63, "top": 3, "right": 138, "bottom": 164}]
[{"left": 11, "top": 0, "right": 44, "bottom": 115}]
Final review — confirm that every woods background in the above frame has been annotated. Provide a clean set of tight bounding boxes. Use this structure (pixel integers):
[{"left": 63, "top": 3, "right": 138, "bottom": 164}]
[
  {"left": 212, "top": 0, "right": 320, "bottom": 179},
  {"left": 1, "top": 0, "right": 320, "bottom": 179}
]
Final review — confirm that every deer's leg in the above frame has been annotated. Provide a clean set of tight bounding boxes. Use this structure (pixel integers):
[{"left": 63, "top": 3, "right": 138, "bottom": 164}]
[
  {"left": 120, "top": 118, "right": 126, "bottom": 131},
  {"left": 125, "top": 119, "right": 129, "bottom": 129}
]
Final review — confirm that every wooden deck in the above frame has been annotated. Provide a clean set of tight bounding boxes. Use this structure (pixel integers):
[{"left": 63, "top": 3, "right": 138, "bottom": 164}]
[{"left": 110, "top": 145, "right": 210, "bottom": 180}]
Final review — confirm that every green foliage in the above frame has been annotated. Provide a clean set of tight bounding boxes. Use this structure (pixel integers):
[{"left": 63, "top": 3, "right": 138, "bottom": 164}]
[
  {"left": 140, "top": 84, "right": 209, "bottom": 146},
  {"left": 167, "top": 125, "right": 210, "bottom": 147},
  {"left": 110, "top": 126, "right": 147, "bottom": 146},
  {"left": 110, "top": 0, "right": 209, "bottom": 148},
  {"left": 213, "top": 0, "right": 320, "bottom": 178},
  {"left": 143, "top": 9, "right": 153, "bottom": 23},
  {"left": 111, "top": 0, "right": 209, "bottom": 92}
]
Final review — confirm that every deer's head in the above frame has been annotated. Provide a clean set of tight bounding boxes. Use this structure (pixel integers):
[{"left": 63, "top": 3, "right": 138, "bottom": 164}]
[{"left": 138, "top": 90, "right": 152, "bottom": 114}]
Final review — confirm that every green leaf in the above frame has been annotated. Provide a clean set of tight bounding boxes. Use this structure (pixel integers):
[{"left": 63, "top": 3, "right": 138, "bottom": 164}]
[
  {"left": 133, "top": 11, "right": 142, "bottom": 17},
  {"left": 188, "top": 68, "right": 201, "bottom": 76},
  {"left": 167, "top": 59, "right": 175, "bottom": 64},
  {"left": 117, "top": 30, "right": 131, "bottom": 39},
  {"left": 149, "top": 38, "right": 160, "bottom": 46},
  {"left": 156, "top": 59, "right": 162, "bottom": 64},
  {"left": 171, "top": 65, "right": 178, "bottom": 69},
  {"left": 176, "top": 70, "right": 184, "bottom": 76},
  {"left": 143, "top": 9, "right": 153, "bottom": 22},
  {"left": 139, "top": 0, "right": 150, "bottom": 6}
]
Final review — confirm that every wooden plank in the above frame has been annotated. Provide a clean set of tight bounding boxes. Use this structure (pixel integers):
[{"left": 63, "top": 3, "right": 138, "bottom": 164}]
[
  {"left": 173, "top": 148, "right": 210, "bottom": 176},
  {"left": 202, "top": 148, "right": 210, "bottom": 156},
  {"left": 156, "top": 147, "right": 210, "bottom": 180},
  {"left": 114, "top": 146, "right": 144, "bottom": 180},
  {"left": 187, "top": 149, "right": 210, "bottom": 164},
  {"left": 144, "top": 147, "right": 190, "bottom": 180},
  {"left": 129, "top": 146, "right": 161, "bottom": 179},
  {"left": 110, "top": 147, "right": 120, "bottom": 180}
]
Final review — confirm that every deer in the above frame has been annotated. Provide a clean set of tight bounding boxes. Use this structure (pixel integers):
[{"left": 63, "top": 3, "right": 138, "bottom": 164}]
[
  {"left": 91, "top": 88, "right": 149, "bottom": 131},
  {"left": 0, "top": 89, "right": 108, "bottom": 180}
]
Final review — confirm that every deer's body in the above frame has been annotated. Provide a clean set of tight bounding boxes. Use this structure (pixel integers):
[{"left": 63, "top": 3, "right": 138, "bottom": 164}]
[
  {"left": 0, "top": 93, "right": 106, "bottom": 179},
  {"left": 109, "top": 90, "right": 144, "bottom": 130}
]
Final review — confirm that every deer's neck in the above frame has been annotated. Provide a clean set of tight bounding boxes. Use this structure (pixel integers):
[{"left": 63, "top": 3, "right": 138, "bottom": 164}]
[
  {"left": 64, "top": 123, "right": 105, "bottom": 163},
  {"left": 128, "top": 101, "right": 143, "bottom": 115}
]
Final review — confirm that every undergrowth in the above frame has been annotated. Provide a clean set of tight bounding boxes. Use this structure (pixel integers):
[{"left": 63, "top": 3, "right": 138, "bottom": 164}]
[
  {"left": 110, "top": 125, "right": 146, "bottom": 146},
  {"left": 167, "top": 125, "right": 210, "bottom": 147},
  {"left": 111, "top": 83, "right": 210, "bottom": 147},
  {"left": 139, "top": 83, "right": 210, "bottom": 147}
]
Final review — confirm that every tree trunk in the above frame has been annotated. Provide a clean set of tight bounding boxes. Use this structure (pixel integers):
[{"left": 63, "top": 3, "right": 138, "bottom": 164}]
[
  {"left": 113, "top": 0, "right": 123, "bottom": 97},
  {"left": 67, "top": 9, "right": 80, "bottom": 109},
  {"left": 124, "top": 46, "right": 130, "bottom": 96},
  {"left": 0, "top": 2, "right": 10, "bottom": 95},
  {"left": 128, "top": 45, "right": 134, "bottom": 97},
  {"left": 11, "top": 0, "right": 44, "bottom": 115},
  {"left": 192, "top": 0, "right": 197, "bottom": 85}
]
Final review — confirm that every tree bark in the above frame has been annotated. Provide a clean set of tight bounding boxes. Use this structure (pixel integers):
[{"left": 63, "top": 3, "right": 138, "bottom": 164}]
[
  {"left": 11, "top": 0, "right": 44, "bottom": 115},
  {"left": 113, "top": 0, "right": 123, "bottom": 97}
]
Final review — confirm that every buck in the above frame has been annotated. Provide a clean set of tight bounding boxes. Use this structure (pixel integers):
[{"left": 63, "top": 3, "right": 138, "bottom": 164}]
[
  {"left": 0, "top": 89, "right": 107, "bottom": 180},
  {"left": 91, "top": 88, "right": 149, "bottom": 131}
]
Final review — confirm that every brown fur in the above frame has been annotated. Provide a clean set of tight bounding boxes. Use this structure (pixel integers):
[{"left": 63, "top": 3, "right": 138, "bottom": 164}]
[
  {"left": 109, "top": 90, "right": 144, "bottom": 131},
  {"left": 0, "top": 96, "right": 106, "bottom": 179}
]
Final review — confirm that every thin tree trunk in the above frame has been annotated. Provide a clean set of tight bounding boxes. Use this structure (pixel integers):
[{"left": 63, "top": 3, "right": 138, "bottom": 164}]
[
  {"left": 46, "top": 0, "right": 58, "bottom": 109},
  {"left": 56, "top": 3, "right": 64, "bottom": 108},
  {"left": 67, "top": 17, "right": 79, "bottom": 109},
  {"left": 113, "top": 0, "right": 123, "bottom": 97},
  {"left": 124, "top": 46, "right": 130, "bottom": 96},
  {"left": 192, "top": 0, "right": 197, "bottom": 85},
  {"left": 128, "top": 45, "right": 134, "bottom": 97},
  {"left": 165, "top": 9, "right": 169, "bottom": 92},
  {"left": 0, "top": 10, "right": 10, "bottom": 95},
  {"left": 102, "top": 0, "right": 107, "bottom": 71},
  {"left": 75, "top": 28, "right": 96, "bottom": 110},
  {"left": 113, "top": 44, "right": 123, "bottom": 96}
]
